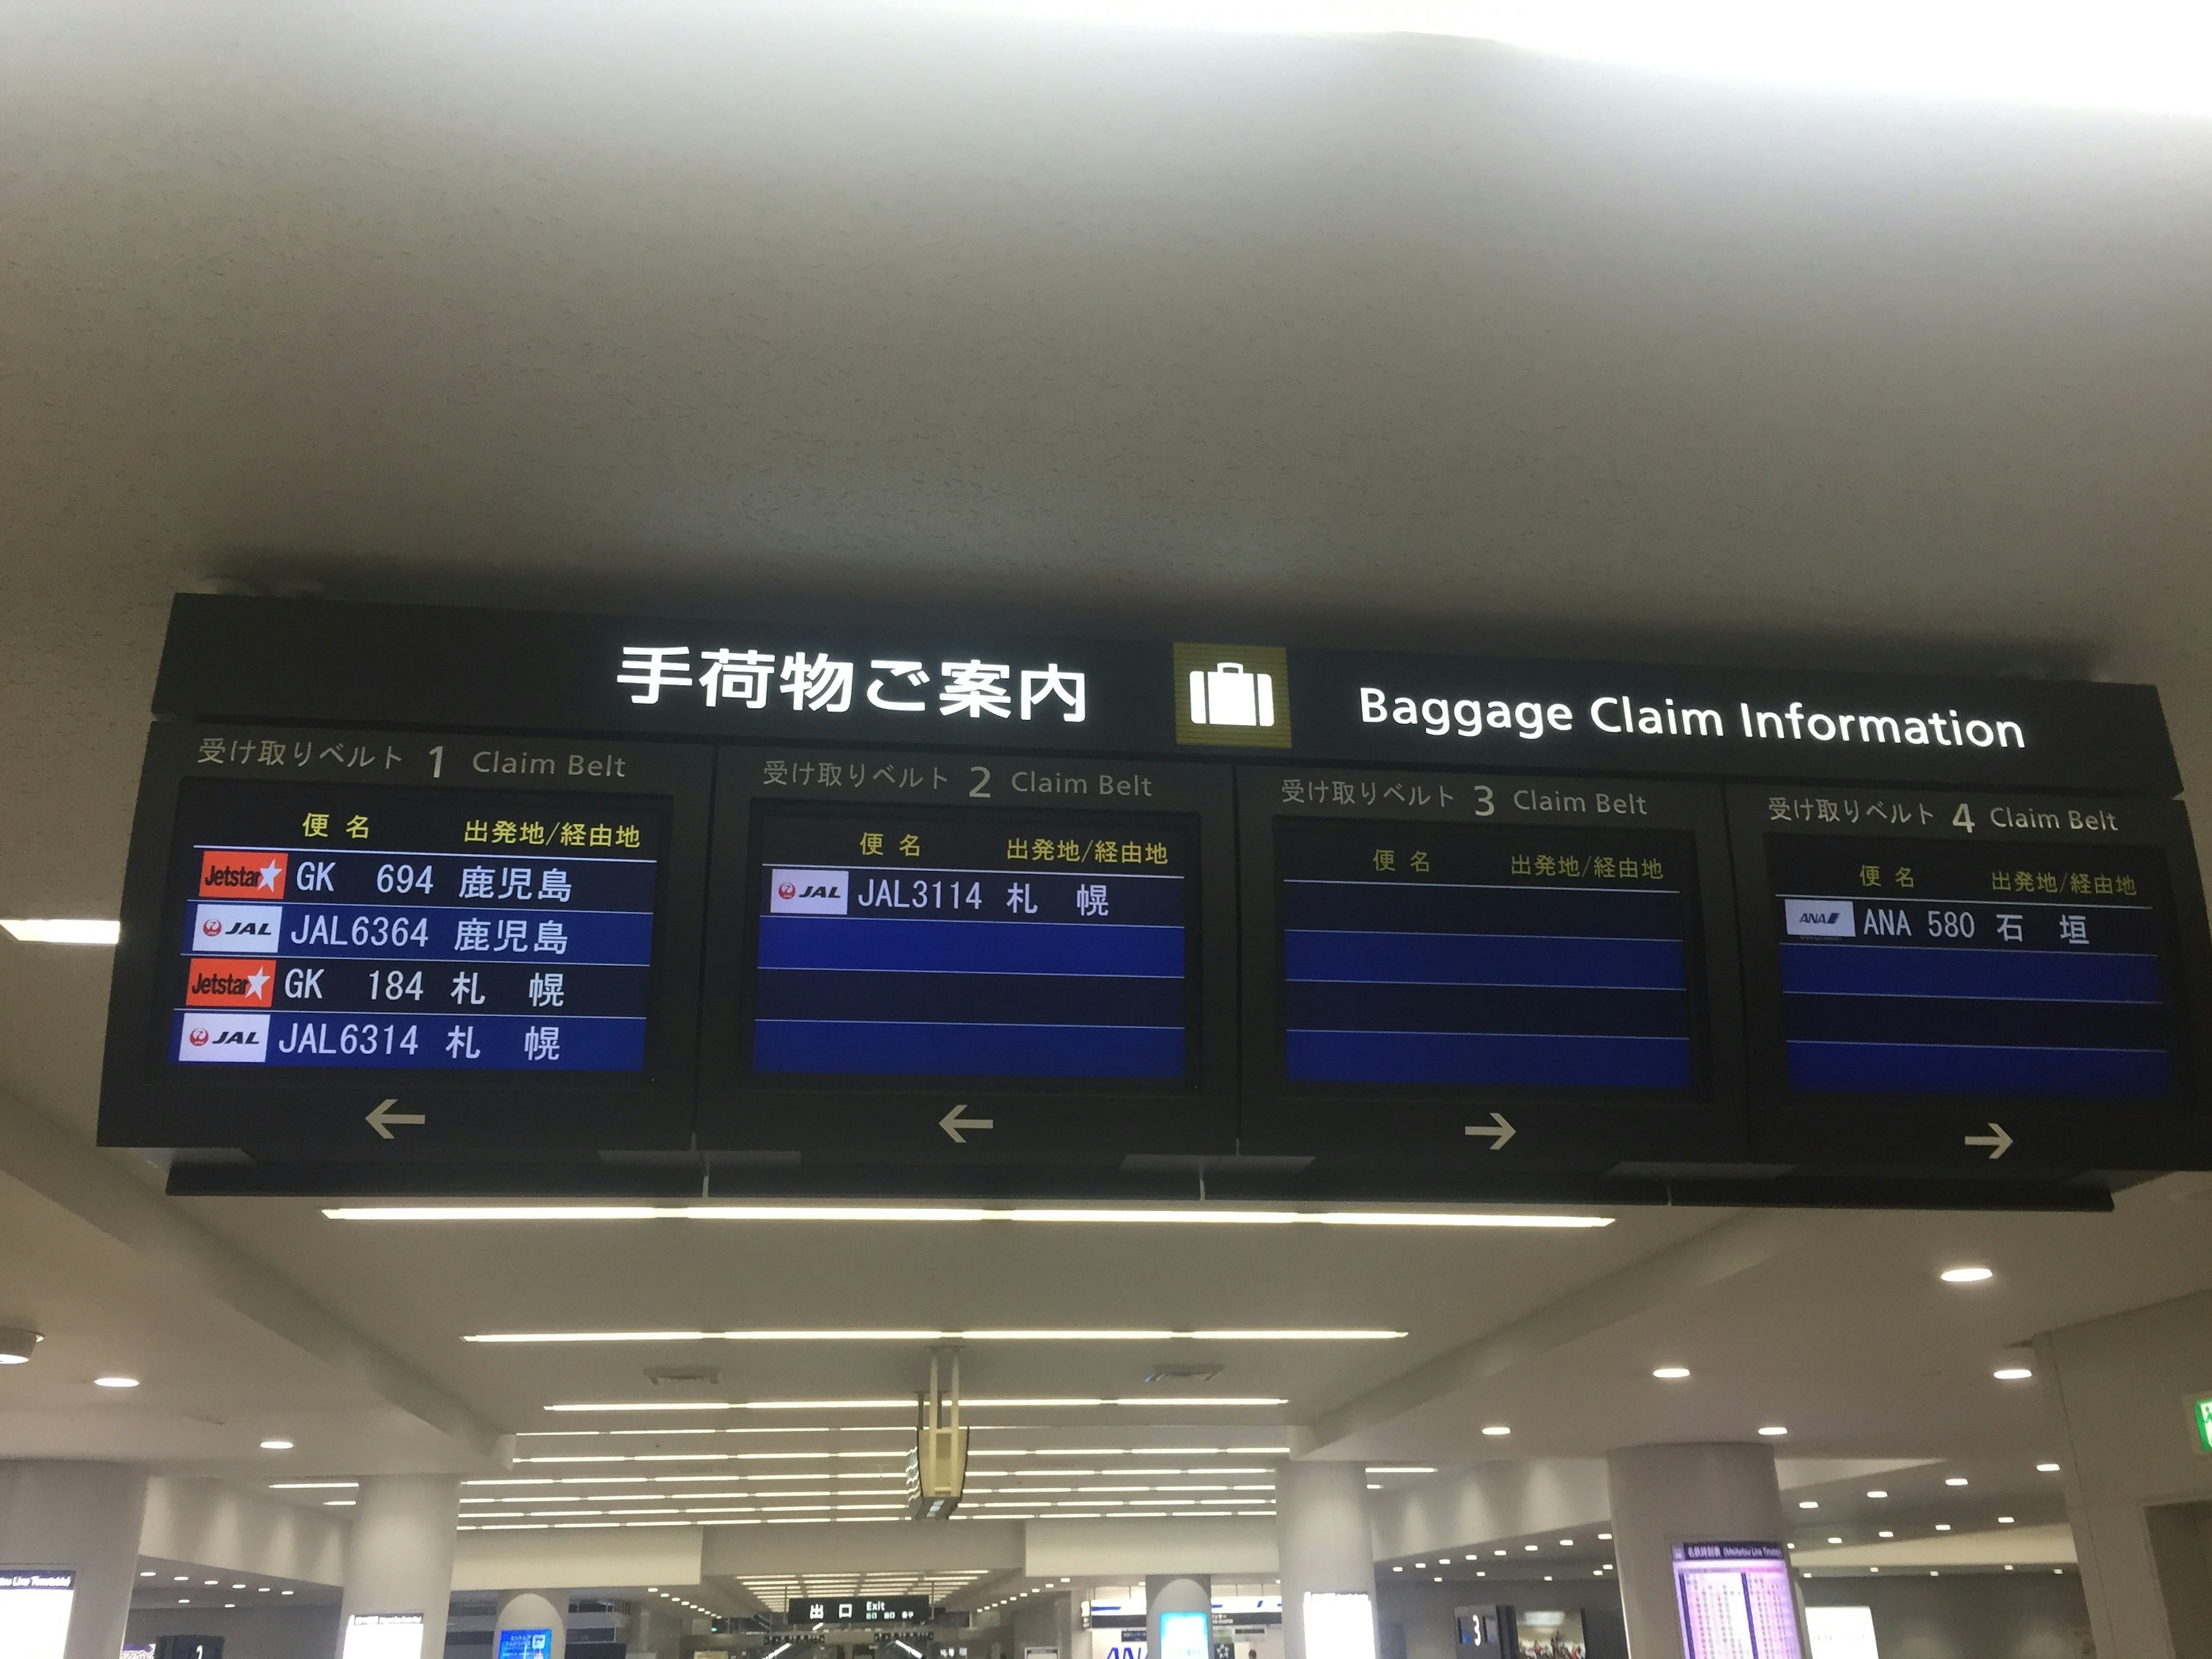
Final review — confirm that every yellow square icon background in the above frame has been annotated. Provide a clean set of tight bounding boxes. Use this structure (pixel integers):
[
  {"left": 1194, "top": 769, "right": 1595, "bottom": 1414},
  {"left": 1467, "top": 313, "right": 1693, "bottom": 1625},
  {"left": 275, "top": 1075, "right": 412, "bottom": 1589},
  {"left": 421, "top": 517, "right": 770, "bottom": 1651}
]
[{"left": 1173, "top": 643, "right": 1292, "bottom": 747}]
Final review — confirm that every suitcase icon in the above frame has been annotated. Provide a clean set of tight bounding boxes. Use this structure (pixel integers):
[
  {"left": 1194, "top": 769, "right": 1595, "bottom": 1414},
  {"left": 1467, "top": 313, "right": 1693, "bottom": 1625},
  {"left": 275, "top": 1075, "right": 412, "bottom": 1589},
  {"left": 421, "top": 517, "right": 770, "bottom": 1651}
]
[{"left": 1189, "top": 661, "right": 1275, "bottom": 728}]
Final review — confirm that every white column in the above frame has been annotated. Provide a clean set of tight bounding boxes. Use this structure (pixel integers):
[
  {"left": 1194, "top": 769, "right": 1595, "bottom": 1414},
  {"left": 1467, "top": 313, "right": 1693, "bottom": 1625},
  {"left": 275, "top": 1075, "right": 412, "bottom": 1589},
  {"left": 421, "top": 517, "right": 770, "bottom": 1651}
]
[
  {"left": 1275, "top": 1463, "right": 1374, "bottom": 1659},
  {"left": 1604, "top": 1444, "right": 1796, "bottom": 1659},
  {"left": 339, "top": 1475, "right": 460, "bottom": 1659},
  {"left": 1146, "top": 1573, "right": 1210, "bottom": 1659},
  {"left": 496, "top": 1588, "right": 569, "bottom": 1659},
  {"left": 0, "top": 1460, "right": 150, "bottom": 1659}
]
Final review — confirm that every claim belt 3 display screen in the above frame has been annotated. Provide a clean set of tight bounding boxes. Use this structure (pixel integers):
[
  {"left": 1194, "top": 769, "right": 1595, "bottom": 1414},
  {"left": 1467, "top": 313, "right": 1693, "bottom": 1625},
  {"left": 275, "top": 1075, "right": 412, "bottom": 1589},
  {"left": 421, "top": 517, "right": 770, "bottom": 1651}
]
[
  {"left": 1274, "top": 819, "right": 1703, "bottom": 1092},
  {"left": 1768, "top": 836, "right": 2184, "bottom": 1101},
  {"left": 746, "top": 809, "right": 1198, "bottom": 1081},
  {"left": 164, "top": 781, "right": 665, "bottom": 1073}
]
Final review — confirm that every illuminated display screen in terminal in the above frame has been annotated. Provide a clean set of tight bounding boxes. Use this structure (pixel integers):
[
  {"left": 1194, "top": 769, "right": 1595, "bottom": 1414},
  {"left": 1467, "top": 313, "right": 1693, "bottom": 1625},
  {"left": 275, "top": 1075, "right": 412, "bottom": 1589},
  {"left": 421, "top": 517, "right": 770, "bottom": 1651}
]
[
  {"left": 160, "top": 781, "right": 665, "bottom": 1073},
  {"left": 1274, "top": 819, "right": 1704, "bottom": 1092},
  {"left": 747, "top": 809, "right": 1198, "bottom": 1080},
  {"left": 1768, "top": 836, "right": 2187, "bottom": 1100}
]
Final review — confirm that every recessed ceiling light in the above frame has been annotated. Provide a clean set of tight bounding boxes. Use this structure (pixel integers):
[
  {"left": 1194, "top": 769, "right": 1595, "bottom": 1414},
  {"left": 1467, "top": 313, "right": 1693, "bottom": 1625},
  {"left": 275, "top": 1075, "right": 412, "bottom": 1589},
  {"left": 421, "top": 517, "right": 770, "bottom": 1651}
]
[
  {"left": 1558, "top": 1539, "right": 1573, "bottom": 1547},
  {"left": 2037, "top": 1463, "right": 2062, "bottom": 1473},
  {"left": 1597, "top": 1533, "right": 1611, "bottom": 1541},
  {"left": 1758, "top": 1426, "right": 1788, "bottom": 1437},
  {"left": 1998, "top": 1516, "right": 2015, "bottom": 1524},
  {"left": 1798, "top": 1501, "right": 1819, "bottom": 1509},
  {"left": 1994, "top": 1368, "right": 2033, "bottom": 1381},
  {"left": 1866, "top": 1490, "right": 1887, "bottom": 1499},
  {"left": 0, "top": 1328, "right": 43, "bottom": 1365},
  {"left": 94, "top": 1376, "right": 140, "bottom": 1389},
  {"left": 260, "top": 1440, "right": 294, "bottom": 1451},
  {"left": 1945, "top": 1478, "right": 1969, "bottom": 1487},
  {"left": 1480, "top": 1426, "right": 1511, "bottom": 1437},
  {"left": 0, "top": 918, "right": 119, "bottom": 945},
  {"left": 1524, "top": 1545, "right": 1538, "bottom": 1553},
  {"left": 1652, "top": 1366, "right": 1691, "bottom": 1380},
  {"left": 1391, "top": 1566, "right": 1402, "bottom": 1573},
  {"left": 1935, "top": 1525, "right": 1952, "bottom": 1532},
  {"left": 1940, "top": 1267, "right": 1993, "bottom": 1283},
  {"left": 140, "top": 1573, "right": 154, "bottom": 1579},
  {"left": 1878, "top": 1531, "right": 1894, "bottom": 1539},
  {"left": 1827, "top": 1537, "right": 1841, "bottom": 1545}
]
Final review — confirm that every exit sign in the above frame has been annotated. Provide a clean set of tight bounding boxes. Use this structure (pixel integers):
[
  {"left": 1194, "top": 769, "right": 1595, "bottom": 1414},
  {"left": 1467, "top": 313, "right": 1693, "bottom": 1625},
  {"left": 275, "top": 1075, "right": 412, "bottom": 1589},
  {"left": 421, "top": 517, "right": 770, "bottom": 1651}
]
[{"left": 2194, "top": 1394, "right": 2212, "bottom": 1455}]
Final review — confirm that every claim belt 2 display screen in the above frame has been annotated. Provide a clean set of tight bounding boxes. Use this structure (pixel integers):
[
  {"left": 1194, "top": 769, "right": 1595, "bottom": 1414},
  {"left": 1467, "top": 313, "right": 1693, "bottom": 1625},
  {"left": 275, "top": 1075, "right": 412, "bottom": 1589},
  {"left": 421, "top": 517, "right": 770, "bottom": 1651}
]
[
  {"left": 1768, "top": 836, "right": 2184, "bottom": 1101},
  {"left": 747, "top": 809, "right": 1197, "bottom": 1081},
  {"left": 1274, "top": 819, "right": 1702, "bottom": 1092},
  {"left": 166, "top": 781, "right": 664, "bottom": 1073}
]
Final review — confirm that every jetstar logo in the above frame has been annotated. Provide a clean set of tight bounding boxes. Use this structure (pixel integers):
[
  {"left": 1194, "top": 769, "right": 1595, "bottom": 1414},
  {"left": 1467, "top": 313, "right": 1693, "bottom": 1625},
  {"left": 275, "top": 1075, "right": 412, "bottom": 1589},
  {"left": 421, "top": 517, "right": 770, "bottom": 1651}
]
[
  {"left": 185, "top": 957, "right": 275, "bottom": 1007},
  {"left": 199, "top": 850, "right": 288, "bottom": 899}
]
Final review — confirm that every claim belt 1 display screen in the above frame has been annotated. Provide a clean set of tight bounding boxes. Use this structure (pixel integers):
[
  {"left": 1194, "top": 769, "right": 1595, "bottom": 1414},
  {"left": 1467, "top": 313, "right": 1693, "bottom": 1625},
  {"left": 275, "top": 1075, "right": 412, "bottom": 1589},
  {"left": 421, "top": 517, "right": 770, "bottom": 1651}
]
[
  {"left": 1274, "top": 819, "right": 1703, "bottom": 1092},
  {"left": 163, "top": 781, "right": 664, "bottom": 1073},
  {"left": 1770, "top": 836, "right": 2185, "bottom": 1100},
  {"left": 747, "top": 809, "right": 1198, "bottom": 1080}
]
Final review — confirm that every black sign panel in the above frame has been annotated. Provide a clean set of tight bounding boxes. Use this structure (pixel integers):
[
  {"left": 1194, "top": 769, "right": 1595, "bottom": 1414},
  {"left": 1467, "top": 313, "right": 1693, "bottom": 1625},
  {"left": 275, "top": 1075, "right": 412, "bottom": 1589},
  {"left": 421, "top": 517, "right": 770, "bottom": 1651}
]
[
  {"left": 1237, "top": 767, "right": 1745, "bottom": 1171},
  {"left": 1730, "top": 785, "right": 2212, "bottom": 1174},
  {"left": 790, "top": 1597, "right": 932, "bottom": 1627},
  {"left": 154, "top": 596, "right": 2179, "bottom": 794},
  {"left": 99, "top": 725, "right": 711, "bottom": 1152},
  {"left": 697, "top": 748, "right": 1238, "bottom": 1164}
]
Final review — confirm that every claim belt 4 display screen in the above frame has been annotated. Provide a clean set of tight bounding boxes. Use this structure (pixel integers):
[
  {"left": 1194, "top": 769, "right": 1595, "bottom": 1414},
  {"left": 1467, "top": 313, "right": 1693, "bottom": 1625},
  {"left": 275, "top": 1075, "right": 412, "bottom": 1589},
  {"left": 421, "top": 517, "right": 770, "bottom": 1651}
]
[
  {"left": 164, "top": 781, "right": 664, "bottom": 1073},
  {"left": 1769, "top": 836, "right": 2184, "bottom": 1101},
  {"left": 1274, "top": 819, "right": 1703, "bottom": 1092},
  {"left": 747, "top": 809, "right": 1198, "bottom": 1080}
]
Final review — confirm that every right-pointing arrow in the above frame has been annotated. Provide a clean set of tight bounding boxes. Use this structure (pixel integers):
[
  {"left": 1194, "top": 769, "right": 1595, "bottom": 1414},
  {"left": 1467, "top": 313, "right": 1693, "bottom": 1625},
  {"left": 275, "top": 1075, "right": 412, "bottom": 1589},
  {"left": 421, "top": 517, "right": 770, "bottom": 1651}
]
[
  {"left": 1464, "top": 1112, "right": 1516, "bottom": 1151},
  {"left": 1965, "top": 1122, "right": 2013, "bottom": 1160}
]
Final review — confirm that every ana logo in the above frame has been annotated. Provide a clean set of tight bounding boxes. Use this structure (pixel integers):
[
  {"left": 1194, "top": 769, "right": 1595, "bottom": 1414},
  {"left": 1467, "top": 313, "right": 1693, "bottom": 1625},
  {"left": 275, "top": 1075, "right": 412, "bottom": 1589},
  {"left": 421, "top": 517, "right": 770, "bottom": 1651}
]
[
  {"left": 768, "top": 868, "right": 850, "bottom": 916},
  {"left": 188, "top": 1027, "right": 210, "bottom": 1047},
  {"left": 1172, "top": 642, "right": 1292, "bottom": 748},
  {"left": 1785, "top": 900, "right": 1856, "bottom": 939}
]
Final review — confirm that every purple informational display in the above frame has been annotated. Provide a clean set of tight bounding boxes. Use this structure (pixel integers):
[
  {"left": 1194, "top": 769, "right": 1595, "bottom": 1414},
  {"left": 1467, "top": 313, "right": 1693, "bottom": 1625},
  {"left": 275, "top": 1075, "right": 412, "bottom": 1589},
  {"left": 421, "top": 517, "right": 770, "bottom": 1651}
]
[{"left": 1672, "top": 1541, "right": 1803, "bottom": 1659}]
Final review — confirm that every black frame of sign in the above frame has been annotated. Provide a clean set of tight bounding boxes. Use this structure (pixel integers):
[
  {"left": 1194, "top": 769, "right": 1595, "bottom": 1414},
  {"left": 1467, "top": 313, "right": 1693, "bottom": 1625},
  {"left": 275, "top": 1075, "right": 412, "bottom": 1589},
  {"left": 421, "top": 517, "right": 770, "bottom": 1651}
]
[
  {"left": 1237, "top": 765, "right": 1747, "bottom": 1171},
  {"left": 97, "top": 722, "right": 713, "bottom": 1155},
  {"left": 1729, "top": 785, "right": 2212, "bottom": 1175},
  {"left": 696, "top": 745, "right": 1240, "bottom": 1165}
]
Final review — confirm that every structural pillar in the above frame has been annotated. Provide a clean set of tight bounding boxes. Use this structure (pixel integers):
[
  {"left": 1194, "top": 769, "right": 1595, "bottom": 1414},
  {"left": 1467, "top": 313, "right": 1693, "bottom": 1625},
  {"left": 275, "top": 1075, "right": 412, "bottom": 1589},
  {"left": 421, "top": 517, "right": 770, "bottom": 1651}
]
[
  {"left": 1145, "top": 1573, "right": 1211, "bottom": 1659},
  {"left": 1276, "top": 1462, "right": 1375, "bottom": 1659},
  {"left": 495, "top": 1588, "right": 569, "bottom": 1659},
  {"left": 339, "top": 1474, "right": 461, "bottom": 1659},
  {"left": 0, "top": 1460, "right": 151, "bottom": 1659},
  {"left": 1604, "top": 1444, "right": 1798, "bottom": 1659}
]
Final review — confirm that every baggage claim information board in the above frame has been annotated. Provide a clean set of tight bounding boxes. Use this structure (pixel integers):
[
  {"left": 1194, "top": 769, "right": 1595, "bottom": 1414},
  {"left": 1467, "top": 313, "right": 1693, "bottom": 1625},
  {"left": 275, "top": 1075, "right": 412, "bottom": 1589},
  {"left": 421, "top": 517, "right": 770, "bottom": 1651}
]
[
  {"left": 698, "top": 749, "right": 1240, "bottom": 1163},
  {"left": 1238, "top": 768, "right": 1747, "bottom": 1169},
  {"left": 100, "top": 725, "right": 710, "bottom": 1153}
]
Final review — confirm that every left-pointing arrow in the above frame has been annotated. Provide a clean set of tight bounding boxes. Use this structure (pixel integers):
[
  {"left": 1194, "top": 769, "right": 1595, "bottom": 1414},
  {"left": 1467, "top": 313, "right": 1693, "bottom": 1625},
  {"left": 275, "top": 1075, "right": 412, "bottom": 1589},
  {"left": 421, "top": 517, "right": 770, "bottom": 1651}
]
[
  {"left": 367, "top": 1099, "right": 427, "bottom": 1139},
  {"left": 940, "top": 1103, "right": 994, "bottom": 1144}
]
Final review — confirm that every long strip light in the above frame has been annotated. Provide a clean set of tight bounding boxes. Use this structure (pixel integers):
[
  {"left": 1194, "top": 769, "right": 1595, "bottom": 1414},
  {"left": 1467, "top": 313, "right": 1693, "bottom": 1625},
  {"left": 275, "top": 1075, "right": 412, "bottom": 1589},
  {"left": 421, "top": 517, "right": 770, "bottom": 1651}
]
[
  {"left": 469, "top": 1327, "right": 1402, "bottom": 1344},
  {"left": 546, "top": 1396, "right": 1289, "bottom": 1412},
  {"left": 324, "top": 1205, "right": 1609, "bottom": 1229},
  {"left": 1, "top": 918, "right": 120, "bottom": 945}
]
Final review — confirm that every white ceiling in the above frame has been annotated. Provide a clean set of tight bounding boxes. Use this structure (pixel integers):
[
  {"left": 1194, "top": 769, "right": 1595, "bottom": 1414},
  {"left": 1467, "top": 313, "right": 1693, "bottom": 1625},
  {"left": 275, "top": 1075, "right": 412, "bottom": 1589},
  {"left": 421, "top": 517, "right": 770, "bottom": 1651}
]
[{"left": 3, "top": 0, "right": 2212, "bottom": 1598}]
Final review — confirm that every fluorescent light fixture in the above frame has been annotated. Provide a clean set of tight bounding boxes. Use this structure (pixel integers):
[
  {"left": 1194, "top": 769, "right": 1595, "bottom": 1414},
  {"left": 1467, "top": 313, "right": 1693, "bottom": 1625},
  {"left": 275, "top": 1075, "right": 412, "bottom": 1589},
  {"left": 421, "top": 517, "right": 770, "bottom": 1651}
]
[
  {"left": 1480, "top": 1425, "right": 1510, "bottom": 1437},
  {"left": 1652, "top": 1366, "right": 1691, "bottom": 1380},
  {"left": 94, "top": 1376, "right": 140, "bottom": 1388},
  {"left": 926, "top": 0, "right": 2212, "bottom": 121},
  {"left": 324, "top": 1204, "right": 1609, "bottom": 1228},
  {"left": 1994, "top": 1367, "right": 2034, "bottom": 1381},
  {"left": 1867, "top": 1490, "right": 1887, "bottom": 1498},
  {"left": 1798, "top": 1501, "right": 1819, "bottom": 1509},
  {"left": 0, "top": 918, "right": 119, "bottom": 945},
  {"left": 1878, "top": 1531, "right": 1894, "bottom": 1539},
  {"left": 2036, "top": 1463, "right": 2062, "bottom": 1473},
  {"left": 1940, "top": 1267, "right": 1994, "bottom": 1283},
  {"left": 1998, "top": 1516, "right": 2016, "bottom": 1524},
  {"left": 271, "top": 1482, "right": 359, "bottom": 1490},
  {"left": 260, "top": 1440, "right": 295, "bottom": 1450},
  {"left": 547, "top": 1396, "right": 1289, "bottom": 1412},
  {"left": 1366, "top": 1466, "right": 1436, "bottom": 1474},
  {"left": 1945, "top": 1477, "right": 1969, "bottom": 1486},
  {"left": 1758, "top": 1426, "right": 1788, "bottom": 1436},
  {"left": 468, "top": 1328, "right": 1402, "bottom": 1343}
]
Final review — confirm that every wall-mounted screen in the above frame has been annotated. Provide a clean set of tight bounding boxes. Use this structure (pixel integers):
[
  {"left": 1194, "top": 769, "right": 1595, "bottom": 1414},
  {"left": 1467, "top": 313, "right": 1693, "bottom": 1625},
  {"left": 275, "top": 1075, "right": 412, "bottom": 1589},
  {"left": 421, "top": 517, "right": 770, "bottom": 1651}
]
[
  {"left": 1274, "top": 817, "right": 1702, "bottom": 1092},
  {"left": 1803, "top": 1607, "right": 1878, "bottom": 1659},
  {"left": 1672, "top": 1543, "right": 1801, "bottom": 1659},
  {"left": 747, "top": 809, "right": 1196, "bottom": 1081},
  {"left": 1767, "top": 835, "right": 2184, "bottom": 1101},
  {"left": 699, "top": 748, "right": 1238, "bottom": 1165},
  {"left": 0, "top": 1569, "right": 73, "bottom": 1659},
  {"left": 159, "top": 781, "right": 665, "bottom": 1074},
  {"left": 497, "top": 1631, "right": 554, "bottom": 1659},
  {"left": 1300, "top": 1593, "right": 1376, "bottom": 1659},
  {"left": 1238, "top": 767, "right": 1745, "bottom": 1170},
  {"left": 342, "top": 1613, "right": 425, "bottom": 1659},
  {"left": 1158, "top": 1612, "right": 1210, "bottom": 1659}
]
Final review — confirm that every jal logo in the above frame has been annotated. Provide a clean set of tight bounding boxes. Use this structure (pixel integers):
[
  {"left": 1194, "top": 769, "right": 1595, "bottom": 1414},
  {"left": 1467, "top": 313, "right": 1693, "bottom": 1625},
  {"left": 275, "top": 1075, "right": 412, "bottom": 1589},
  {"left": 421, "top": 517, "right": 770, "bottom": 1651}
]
[
  {"left": 176, "top": 1011, "right": 270, "bottom": 1063},
  {"left": 189, "top": 903, "right": 285, "bottom": 954},
  {"left": 198, "top": 850, "right": 288, "bottom": 899},
  {"left": 1172, "top": 642, "right": 1292, "bottom": 748},
  {"left": 768, "top": 868, "right": 850, "bottom": 916}
]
